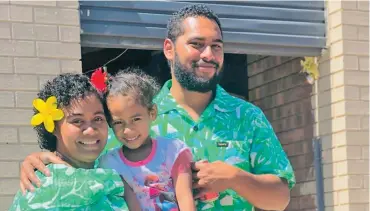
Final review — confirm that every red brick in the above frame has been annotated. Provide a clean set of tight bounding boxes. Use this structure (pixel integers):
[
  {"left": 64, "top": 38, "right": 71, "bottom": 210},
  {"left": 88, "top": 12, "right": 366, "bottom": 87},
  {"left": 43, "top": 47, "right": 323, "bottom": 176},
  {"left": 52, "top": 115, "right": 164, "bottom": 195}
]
[
  {"left": 282, "top": 85, "right": 312, "bottom": 107},
  {"left": 290, "top": 155, "right": 306, "bottom": 170},
  {"left": 248, "top": 56, "right": 290, "bottom": 77},
  {"left": 277, "top": 125, "right": 314, "bottom": 145},
  {"left": 286, "top": 197, "right": 300, "bottom": 210},
  {"left": 272, "top": 110, "right": 314, "bottom": 133},
  {"left": 248, "top": 57, "right": 299, "bottom": 87},
  {"left": 299, "top": 195, "right": 317, "bottom": 210},
  {"left": 290, "top": 153, "right": 314, "bottom": 170},
  {"left": 268, "top": 97, "right": 312, "bottom": 122},
  {"left": 291, "top": 184, "right": 301, "bottom": 197},
  {"left": 295, "top": 167, "right": 316, "bottom": 183},
  {"left": 284, "top": 141, "right": 311, "bottom": 157}
]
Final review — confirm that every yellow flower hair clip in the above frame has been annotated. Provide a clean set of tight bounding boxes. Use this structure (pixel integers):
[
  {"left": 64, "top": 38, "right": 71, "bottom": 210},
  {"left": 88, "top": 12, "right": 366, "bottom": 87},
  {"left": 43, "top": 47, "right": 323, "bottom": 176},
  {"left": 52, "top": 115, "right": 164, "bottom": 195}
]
[{"left": 30, "top": 96, "right": 64, "bottom": 133}]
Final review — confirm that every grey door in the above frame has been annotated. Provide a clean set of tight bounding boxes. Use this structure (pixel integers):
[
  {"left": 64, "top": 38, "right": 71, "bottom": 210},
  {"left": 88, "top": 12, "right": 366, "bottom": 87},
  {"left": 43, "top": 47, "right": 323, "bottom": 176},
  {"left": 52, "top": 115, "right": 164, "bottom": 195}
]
[{"left": 79, "top": 1, "right": 326, "bottom": 56}]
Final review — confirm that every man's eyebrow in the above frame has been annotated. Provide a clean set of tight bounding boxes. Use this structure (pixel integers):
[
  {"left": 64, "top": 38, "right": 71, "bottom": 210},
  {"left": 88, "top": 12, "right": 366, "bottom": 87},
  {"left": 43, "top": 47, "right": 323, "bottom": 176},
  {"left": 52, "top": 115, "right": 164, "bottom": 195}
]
[
  {"left": 188, "top": 37, "right": 223, "bottom": 43},
  {"left": 189, "top": 37, "right": 206, "bottom": 41},
  {"left": 214, "top": 39, "right": 223, "bottom": 43}
]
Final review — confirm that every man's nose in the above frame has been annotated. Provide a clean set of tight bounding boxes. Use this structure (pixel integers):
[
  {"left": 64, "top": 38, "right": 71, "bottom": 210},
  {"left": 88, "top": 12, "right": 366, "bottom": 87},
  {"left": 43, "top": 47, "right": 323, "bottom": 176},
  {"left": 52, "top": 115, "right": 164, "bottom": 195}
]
[{"left": 200, "top": 46, "right": 216, "bottom": 62}]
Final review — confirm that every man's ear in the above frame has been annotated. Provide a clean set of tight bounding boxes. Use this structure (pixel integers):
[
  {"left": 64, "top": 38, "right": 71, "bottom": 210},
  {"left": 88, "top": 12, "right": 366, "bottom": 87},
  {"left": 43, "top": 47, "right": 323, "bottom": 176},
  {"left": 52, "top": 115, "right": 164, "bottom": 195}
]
[
  {"left": 163, "top": 38, "right": 175, "bottom": 62},
  {"left": 149, "top": 104, "right": 158, "bottom": 121}
]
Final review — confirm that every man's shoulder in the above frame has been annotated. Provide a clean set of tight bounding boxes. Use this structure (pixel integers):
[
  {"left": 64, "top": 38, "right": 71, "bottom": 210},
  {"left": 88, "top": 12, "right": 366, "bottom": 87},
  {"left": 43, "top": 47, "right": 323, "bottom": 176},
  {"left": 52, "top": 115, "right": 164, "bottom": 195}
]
[
  {"left": 153, "top": 81, "right": 171, "bottom": 104},
  {"left": 155, "top": 136, "right": 187, "bottom": 149},
  {"left": 219, "top": 91, "right": 264, "bottom": 118}
]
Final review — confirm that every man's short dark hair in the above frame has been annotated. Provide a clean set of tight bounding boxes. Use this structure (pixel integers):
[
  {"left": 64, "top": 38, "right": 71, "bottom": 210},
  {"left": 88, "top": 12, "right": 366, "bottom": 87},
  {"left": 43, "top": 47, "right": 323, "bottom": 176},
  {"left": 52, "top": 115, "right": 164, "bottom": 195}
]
[{"left": 166, "top": 4, "right": 223, "bottom": 42}]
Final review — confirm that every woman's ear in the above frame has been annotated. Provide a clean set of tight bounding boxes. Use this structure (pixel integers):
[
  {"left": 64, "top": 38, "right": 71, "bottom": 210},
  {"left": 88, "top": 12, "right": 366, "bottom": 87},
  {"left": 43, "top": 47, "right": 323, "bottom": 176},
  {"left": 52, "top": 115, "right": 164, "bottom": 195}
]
[
  {"left": 53, "top": 124, "right": 61, "bottom": 140},
  {"left": 149, "top": 104, "right": 158, "bottom": 121},
  {"left": 163, "top": 38, "right": 175, "bottom": 62},
  {"left": 52, "top": 116, "right": 66, "bottom": 140}
]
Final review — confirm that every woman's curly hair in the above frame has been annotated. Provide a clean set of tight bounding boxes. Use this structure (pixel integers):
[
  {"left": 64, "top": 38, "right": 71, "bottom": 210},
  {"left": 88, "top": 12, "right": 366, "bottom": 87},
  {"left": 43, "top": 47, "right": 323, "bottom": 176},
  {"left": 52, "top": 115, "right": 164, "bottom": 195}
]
[{"left": 34, "top": 73, "right": 107, "bottom": 152}]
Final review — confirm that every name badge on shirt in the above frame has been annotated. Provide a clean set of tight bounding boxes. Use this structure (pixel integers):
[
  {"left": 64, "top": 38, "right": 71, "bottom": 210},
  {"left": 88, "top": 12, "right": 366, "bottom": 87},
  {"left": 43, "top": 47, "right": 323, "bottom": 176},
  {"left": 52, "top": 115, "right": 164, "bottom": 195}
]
[{"left": 216, "top": 141, "right": 229, "bottom": 147}]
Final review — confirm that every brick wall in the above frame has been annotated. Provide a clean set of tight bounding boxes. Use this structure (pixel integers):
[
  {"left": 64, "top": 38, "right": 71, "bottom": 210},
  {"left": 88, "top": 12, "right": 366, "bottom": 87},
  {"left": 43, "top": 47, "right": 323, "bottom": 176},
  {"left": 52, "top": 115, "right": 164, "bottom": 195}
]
[
  {"left": 248, "top": 56, "right": 316, "bottom": 211},
  {"left": 0, "top": 1, "right": 81, "bottom": 209},
  {"left": 249, "top": 1, "right": 369, "bottom": 211},
  {"left": 314, "top": 1, "right": 369, "bottom": 210}
]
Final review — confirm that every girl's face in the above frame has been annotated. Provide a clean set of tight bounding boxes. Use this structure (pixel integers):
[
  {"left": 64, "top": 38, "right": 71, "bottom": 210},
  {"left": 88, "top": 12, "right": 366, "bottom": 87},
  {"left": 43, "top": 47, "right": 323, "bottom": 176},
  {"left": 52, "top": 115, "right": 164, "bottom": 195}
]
[
  {"left": 107, "top": 94, "right": 157, "bottom": 150},
  {"left": 54, "top": 94, "right": 108, "bottom": 168}
]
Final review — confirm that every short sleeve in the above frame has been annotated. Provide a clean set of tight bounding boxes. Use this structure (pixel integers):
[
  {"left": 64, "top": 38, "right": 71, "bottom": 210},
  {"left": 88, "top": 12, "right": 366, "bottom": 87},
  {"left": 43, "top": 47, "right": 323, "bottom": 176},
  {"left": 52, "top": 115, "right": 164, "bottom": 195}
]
[
  {"left": 171, "top": 149, "right": 193, "bottom": 178},
  {"left": 97, "top": 150, "right": 116, "bottom": 169},
  {"left": 249, "top": 108, "right": 296, "bottom": 189},
  {"left": 9, "top": 164, "right": 127, "bottom": 210},
  {"left": 161, "top": 138, "right": 193, "bottom": 174}
]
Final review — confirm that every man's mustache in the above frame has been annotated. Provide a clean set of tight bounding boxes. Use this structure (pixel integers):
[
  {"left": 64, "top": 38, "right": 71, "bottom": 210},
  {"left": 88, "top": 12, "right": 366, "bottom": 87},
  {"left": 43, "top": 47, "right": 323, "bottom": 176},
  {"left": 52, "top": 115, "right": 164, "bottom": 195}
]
[{"left": 192, "top": 60, "right": 219, "bottom": 69}]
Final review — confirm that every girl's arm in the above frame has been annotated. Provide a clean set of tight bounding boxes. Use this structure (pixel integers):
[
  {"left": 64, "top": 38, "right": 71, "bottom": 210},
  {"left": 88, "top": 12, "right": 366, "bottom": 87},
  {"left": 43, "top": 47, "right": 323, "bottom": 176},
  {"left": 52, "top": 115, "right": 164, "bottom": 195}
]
[
  {"left": 172, "top": 149, "right": 196, "bottom": 211},
  {"left": 122, "top": 178, "right": 142, "bottom": 211}
]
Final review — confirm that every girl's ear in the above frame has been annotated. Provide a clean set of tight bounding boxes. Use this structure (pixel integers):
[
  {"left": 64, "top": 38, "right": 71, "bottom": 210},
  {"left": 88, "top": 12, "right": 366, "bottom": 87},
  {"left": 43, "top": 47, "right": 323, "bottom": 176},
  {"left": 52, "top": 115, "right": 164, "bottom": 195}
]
[{"left": 149, "top": 104, "right": 158, "bottom": 121}]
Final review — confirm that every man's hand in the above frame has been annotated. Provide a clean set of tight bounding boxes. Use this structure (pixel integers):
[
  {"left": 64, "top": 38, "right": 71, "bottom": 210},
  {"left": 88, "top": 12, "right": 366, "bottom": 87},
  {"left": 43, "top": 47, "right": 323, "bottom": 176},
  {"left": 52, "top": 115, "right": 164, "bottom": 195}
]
[
  {"left": 191, "top": 160, "right": 290, "bottom": 210},
  {"left": 191, "top": 160, "right": 239, "bottom": 198},
  {"left": 20, "top": 152, "right": 68, "bottom": 194}
]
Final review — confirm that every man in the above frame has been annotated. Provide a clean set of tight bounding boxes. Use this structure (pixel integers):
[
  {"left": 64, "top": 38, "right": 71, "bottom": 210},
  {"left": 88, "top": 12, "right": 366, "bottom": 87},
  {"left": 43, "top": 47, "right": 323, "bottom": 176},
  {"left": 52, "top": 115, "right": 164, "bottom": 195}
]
[{"left": 18, "top": 4, "right": 295, "bottom": 211}]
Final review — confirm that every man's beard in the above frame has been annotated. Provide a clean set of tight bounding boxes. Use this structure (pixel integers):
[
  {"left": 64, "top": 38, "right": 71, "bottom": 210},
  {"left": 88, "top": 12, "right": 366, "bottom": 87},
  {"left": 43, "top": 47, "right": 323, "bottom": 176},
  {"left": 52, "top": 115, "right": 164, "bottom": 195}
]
[{"left": 172, "top": 54, "right": 223, "bottom": 93}]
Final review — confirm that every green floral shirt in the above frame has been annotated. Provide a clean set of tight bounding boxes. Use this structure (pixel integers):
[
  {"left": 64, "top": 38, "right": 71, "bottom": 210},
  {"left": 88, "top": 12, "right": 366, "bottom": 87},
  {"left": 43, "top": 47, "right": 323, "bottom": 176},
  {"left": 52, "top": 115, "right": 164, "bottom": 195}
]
[
  {"left": 9, "top": 164, "right": 128, "bottom": 211},
  {"left": 104, "top": 80, "right": 295, "bottom": 211}
]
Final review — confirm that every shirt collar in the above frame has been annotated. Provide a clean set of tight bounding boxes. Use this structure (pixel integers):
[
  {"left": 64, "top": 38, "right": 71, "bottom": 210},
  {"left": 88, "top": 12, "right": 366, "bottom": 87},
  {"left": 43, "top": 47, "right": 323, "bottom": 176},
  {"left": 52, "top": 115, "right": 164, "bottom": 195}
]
[{"left": 155, "top": 80, "right": 235, "bottom": 115}]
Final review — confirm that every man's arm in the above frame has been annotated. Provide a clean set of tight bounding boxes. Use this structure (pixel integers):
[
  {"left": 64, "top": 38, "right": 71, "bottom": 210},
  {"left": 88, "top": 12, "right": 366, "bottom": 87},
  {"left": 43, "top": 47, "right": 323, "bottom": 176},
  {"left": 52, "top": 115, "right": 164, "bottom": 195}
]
[
  {"left": 230, "top": 169, "right": 290, "bottom": 210},
  {"left": 231, "top": 106, "right": 294, "bottom": 210},
  {"left": 193, "top": 106, "right": 295, "bottom": 211},
  {"left": 192, "top": 161, "right": 290, "bottom": 211}
]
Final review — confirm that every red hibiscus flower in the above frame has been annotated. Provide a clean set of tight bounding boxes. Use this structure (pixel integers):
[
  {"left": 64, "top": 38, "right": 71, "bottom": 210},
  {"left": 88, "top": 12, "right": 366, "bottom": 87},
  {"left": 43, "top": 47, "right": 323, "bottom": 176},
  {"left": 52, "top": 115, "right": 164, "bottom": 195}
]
[{"left": 91, "top": 67, "right": 107, "bottom": 93}]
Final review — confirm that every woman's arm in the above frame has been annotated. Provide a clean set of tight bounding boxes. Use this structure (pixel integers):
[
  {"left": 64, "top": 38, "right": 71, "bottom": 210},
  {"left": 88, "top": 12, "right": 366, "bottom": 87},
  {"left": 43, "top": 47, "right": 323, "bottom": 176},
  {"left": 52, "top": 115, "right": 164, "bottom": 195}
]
[{"left": 172, "top": 149, "right": 196, "bottom": 211}]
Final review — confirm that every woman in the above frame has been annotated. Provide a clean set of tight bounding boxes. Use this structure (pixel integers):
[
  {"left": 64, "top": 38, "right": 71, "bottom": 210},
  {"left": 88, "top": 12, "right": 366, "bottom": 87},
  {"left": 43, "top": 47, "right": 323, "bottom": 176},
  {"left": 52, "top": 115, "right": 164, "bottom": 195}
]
[{"left": 9, "top": 73, "right": 131, "bottom": 210}]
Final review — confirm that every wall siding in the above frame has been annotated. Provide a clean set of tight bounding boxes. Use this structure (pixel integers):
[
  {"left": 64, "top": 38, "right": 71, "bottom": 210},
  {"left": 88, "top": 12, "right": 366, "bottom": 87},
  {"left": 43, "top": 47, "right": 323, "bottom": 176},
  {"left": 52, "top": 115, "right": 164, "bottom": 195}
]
[{"left": 0, "top": 1, "right": 82, "bottom": 209}]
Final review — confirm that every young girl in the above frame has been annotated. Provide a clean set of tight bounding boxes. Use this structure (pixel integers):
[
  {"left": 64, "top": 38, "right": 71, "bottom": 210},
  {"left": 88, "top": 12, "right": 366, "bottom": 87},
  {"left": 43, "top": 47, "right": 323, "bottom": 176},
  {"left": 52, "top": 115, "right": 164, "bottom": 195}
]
[
  {"left": 98, "top": 69, "right": 195, "bottom": 211},
  {"left": 10, "top": 73, "right": 131, "bottom": 210}
]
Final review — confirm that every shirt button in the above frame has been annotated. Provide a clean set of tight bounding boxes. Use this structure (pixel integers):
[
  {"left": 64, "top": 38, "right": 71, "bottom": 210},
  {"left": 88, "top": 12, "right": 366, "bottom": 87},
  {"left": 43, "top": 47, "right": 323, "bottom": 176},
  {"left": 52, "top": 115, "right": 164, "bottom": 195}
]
[{"left": 193, "top": 125, "right": 198, "bottom": 131}]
